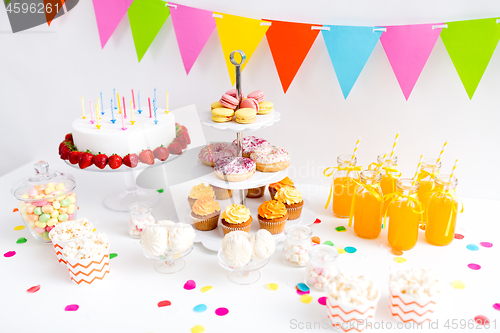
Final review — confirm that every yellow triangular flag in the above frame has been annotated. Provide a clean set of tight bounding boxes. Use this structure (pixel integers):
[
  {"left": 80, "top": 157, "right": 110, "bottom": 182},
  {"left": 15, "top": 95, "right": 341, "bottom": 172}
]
[{"left": 214, "top": 13, "right": 270, "bottom": 85}]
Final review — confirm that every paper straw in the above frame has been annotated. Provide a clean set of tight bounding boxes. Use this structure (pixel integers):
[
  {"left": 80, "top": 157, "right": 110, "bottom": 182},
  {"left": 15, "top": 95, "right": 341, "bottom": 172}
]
[
  {"left": 389, "top": 132, "right": 399, "bottom": 158},
  {"left": 412, "top": 155, "right": 424, "bottom": 186},
  {"left": 81, "top": 96, "right": 86, "bottom": 119},
  {"left": 377, "top": 152, "right": 388, "bottom": 171},
  {"left": 449, "top": 159, "right": 459, "bottom": 179},
  {"left": 351, "top": 138, "right": 361, "bottom": 160},
  {"left": 436, "top": 140, "right": 448, "bottom": 165}
]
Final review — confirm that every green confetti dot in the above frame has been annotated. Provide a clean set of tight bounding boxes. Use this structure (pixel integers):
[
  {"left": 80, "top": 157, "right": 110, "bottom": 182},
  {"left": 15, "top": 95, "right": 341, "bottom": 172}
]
[
  {"left": 16, "top": 237, "right": 27, "bottom": 244},
  {"left": 157, "top": 189, "right": 164, "bottom": 193},
  {"left": 109, "top": 253, "right": 118, "bottom": 259},
  {"left": 335, "top": 226, "right": 347, "bottom": 232},
  {"left": 324, "top": 240, "right": 334, "bottom": 246}
]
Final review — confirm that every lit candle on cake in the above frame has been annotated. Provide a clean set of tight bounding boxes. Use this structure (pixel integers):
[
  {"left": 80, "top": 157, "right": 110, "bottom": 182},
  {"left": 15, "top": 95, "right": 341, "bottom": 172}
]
[
  {"left": 81, "top": 96, "right": 86, "bottom": 119},
  {"left": 137, "top": 91, "right": 142, "bottom": 114},
  {"left": 122, "top": 96, "right": 127, "bottom": 119},
  {"left": 166, "top": 92, "right": 169, "bottom": 114},
  {"left": 148, "top": 97, "right": 152, "bottom": 118},
  {"left": 89, "top": 101, "right": 95, "bottom": 124},
  {"left": 131, "top": 89, "right": 136, "bottom": 109},
  {"left": 100, "top": 92, "right": 104, "bottom": 115},
  {"left": 153, "top": 98, "right": 158, "bottom": 125},
  {"left": 111, "top": 99, "right": 116, "bottom": 124},
  {"left": 96, "top": 98, "right": 101, "bottom": 129},
  {"left": 130, "top": 100, "right": 135, "bottom": 125},
  {"left": 117, "top": 93, "right": 121, "bottom": 114}
]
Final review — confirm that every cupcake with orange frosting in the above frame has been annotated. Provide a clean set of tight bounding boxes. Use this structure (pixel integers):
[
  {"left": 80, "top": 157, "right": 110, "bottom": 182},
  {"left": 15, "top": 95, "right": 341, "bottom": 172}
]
[
  {"left": 191, "top": 196, "right": 221, "bottom": 231},
  {"left": 275, "top": 187, "right": 303, "bottom": 220},
  {"left": 188, "top": 184, "right": 215, "bottom": 208},
  {"left": 258, "top": 200, "right": 288, "bottom": 234},
  {"left": 268, "top": 177, "right": 295, "bottom": 200},
  {"left": 220, "top": 204, "right": 253, "bottom": 235}
]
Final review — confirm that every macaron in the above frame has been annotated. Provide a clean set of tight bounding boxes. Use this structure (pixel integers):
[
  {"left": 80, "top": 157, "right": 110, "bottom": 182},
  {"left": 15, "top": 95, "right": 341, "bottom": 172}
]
[
  {"left": 258, "top": 101, "right": 273, "bottom": 115},
  {"left": 225, "top": 89, "right": 245, "bottom": 99},
  {"left": 212, "top": 108, "right": 234, "bottom": 123},
  {"left": 240, "top": 98, "right": 259, "bottom": 112},
  {"left": 211, "top": 101, "right": 223, "bottom": 110},
  {"left": 220, "top": 94, "right": 239, "bottom": 109},
  {"left": 247, "top": 90, "right": 265, "bottom": 103},
  {"left": 235, "top": 108, "right": 257, "bottom": 124}
]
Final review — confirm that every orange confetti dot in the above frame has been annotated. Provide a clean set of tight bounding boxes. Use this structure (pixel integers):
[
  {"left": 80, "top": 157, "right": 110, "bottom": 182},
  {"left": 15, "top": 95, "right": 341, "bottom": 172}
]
[
  {"left": 13, "top": 208, "right": 19, "bottom": 213},
  {"left": 311, "top": 236, "right": 320, "bottom": 244},
  {"left": 390, "top": 248, "right": 403, "bottom": 256}
]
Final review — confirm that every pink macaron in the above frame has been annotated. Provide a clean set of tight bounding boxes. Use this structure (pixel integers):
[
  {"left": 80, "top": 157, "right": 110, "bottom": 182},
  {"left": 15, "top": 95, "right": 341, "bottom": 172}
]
[
  {"left": 220, "top": 94, "right": 239, "bottom": 110},
  {"left": 225, "top": 89, "right": 245, "bottom": 99},
  {"left": 247, "top": 90, "right": 265, "bottom": 103},
  {"left": 239, "top": 98, "right": 259, "bottom": 112}
]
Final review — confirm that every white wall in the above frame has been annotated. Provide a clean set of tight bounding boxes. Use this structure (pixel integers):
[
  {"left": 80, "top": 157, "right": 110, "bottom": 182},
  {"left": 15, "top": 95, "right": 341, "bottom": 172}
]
[{"left": 1, "top": 0, "right": 499, "bottom": 199}]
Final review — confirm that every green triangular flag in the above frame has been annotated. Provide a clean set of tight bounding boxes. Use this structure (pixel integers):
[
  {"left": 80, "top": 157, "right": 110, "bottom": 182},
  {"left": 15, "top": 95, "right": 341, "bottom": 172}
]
[
  {"left": 441, "top": 18, "right": 500, "bottom": 99},
  {"left": 128, "top": 0, "right": 170, "bottom": 62}
]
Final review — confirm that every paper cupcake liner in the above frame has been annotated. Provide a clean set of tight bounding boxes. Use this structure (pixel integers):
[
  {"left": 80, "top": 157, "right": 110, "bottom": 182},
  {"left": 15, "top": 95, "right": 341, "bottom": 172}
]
[
  {"left": 258, "top": 216, "right": 287, "bottom": 235},
  {"left": 213, "top": 187, "right": 233, "bottom": 200},
  {"left": 388, "top": 287, "right": 439, "bottom": 323},
  {"left": 191, "top": 212, "right": 220, "bottom": 231},
  {"left": 286, "top": 204, "right": 303, "bottom": 220},
  {"left": 221, "top": 222, "right": 251, "bottom": 235},
  {"left": 51, "top": 231, "right": 93, "bottom": 264},
  {"left": 247, "top": 186, "right": 265, "bottom": 198},
  {"left": 326, "top": 293, "right": 380, "bottom": 332},
  {"left": 64, "top": 251, "right": 110, "bottom": 285}
]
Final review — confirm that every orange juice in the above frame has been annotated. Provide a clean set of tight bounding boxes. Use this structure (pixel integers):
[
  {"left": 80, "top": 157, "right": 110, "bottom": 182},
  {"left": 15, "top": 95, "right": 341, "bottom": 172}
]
[
  {"left": 331, "top": 155, "right": 360, "bottom": 218},
  {"left": 425, "top": 175, "right": 459, "bottom": 246},
  {"left": 387, "top": 179, "right": 422, "bottom": 251},
  {"left": 416, "top": 158, "right": 441, "bottom": 221},
  {"left": 351, "top": 170, "right": 383, "bottom": 239}
]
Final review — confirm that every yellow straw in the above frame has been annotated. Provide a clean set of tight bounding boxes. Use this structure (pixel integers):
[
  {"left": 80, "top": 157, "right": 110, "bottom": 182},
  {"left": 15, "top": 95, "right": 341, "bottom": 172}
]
[
  {"left": 389, "top": 132, "right": 399, "bottom": 158},
  {"left": 130, "top": 100, "right": 135, "bottom": 125},
  {"left": 436, "top": 140, "right": 448, "bottom": 165},
  {"left": 95, "top": 98, "right": 100, "bottom": 129},
  {"left": 117, "top": 93, "right": 121, "bottom": 114},
  {"left": 377, "top": 152, "right": 389, "bottom": 171},
  {"left": 81, "top": 96, "right": 86, "bottom": 119},
  {"left": 166, "top": 92, "right": 169, "bottom": 114},
  {"left": 412, "top": 155, "right": 424, "bottom": 186},
  {"left": 351, "top": 138, "right": 361, "bottom": 160},
  {"left": 449, "top": 159, "right": 459, "bottom": 179}
]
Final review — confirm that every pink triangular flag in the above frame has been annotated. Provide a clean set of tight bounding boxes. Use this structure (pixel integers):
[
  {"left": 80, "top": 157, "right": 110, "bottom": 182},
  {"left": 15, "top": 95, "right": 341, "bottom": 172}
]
[
  {"left": 380, "top": 23, "right": 443, "bottom": 100},
  {"left": 170, "top": 3, "right": 216, "bottom": 74},
  {"left": 92, "top": 0, "right": 134, "bottom": 48}
]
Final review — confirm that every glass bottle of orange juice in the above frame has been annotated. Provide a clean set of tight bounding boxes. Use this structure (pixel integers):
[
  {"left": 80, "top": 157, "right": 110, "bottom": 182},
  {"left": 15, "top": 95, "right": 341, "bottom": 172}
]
[
  {"left": 350, "top": 170, "right": 383, "bottom": 239},
  {"left": 416, "top": 158, "right": 442, "bottom": 216},
  {"left": 425, "top": 175, "right": 461, "bottom": 246},
  {"left": 386, "top": 178, "right": 423, "bottom": 251},
  {"left": 331, "top": 155, "right": 361, "bottom": 218}
]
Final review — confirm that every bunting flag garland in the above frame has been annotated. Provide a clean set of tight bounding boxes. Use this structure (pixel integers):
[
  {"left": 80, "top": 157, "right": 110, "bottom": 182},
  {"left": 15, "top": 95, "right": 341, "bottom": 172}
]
[
  {"left": 128, "top": 0, "right": 171, "bottom": 62},
  {"left": 440, "top": 18, "right": 500, "bottom": 99},
  {"left": 45, "top": 0, "right": 65, "bottom": 26},
  {"left": 92, "top": 0, "right": 134, "bottom": 48},
  {"left": 322, "top": 26, "right": 383, "bottom": 99},
  {"left": 169, "top": 3, "right": 216, "bottom": 75},
  {"left": 214, "top": 13, "right": 270, "bottom": 85},
  {"left": 380, "top": 23, "right": 443, "bottom": 100},
  {"left": 265, "top": 20, "right": 320, "bottom": 93}
]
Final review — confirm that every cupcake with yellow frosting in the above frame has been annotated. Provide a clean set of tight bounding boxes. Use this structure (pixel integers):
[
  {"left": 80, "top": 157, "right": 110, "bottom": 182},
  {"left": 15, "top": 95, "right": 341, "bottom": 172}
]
[
  {"left": 268, "top": 177, "right": 295, "bottom": 200},
  {"left": 275, "top": 187, "right": 303, "bottom": 220},
  {"left": 220, "top": 204, "right": 253, "bottom": 235},
  {"left": 191, "top": 196, "right": 221, "bottom": 231},
  {"left": 258, "top": 200, "right": 288, "bottom": 234},
  {"left": 188, "top": 184, "right": 215, "bottom": 208}
]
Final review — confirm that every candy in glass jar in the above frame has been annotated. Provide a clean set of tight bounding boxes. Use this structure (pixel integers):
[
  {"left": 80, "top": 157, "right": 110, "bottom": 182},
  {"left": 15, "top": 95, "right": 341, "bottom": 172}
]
[
  {"left": 128, "top": 202, "right": 155, "bottom": 238},
  {"left": 305, "top": 245, "right": 339, "bottom": 291},
  {"left": 282, "top": 225, "right": 313, "bottom": 267}
]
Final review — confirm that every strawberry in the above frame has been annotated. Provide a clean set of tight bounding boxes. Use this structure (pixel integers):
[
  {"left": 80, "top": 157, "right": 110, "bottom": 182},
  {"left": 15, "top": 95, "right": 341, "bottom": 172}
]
[
  {"left": 123, "top": 153, "right": 139, "bottom": 168},
  {"left": 181, "top": 131, "right": 191, "bottom": 145},
  {"left": 60, "top": 145, "right": 71, "bottom": 160},
  {"left": 93, "top": 153, "right": 108, "bottom": 169},
  {"left": 153, "top": 146, "right": 169, "bottom": 161},
  {"left": 65, "top": 133, "right": 73, "bottom": 143},
  {"left": 168, "top": 141, "right": 182, "bottom": 155},
  {"left": 68, "top": 151, "right": 82, "bottom": 165},
  {"left": 175, "top": 135, "right": 187, "bottom": 149},
  {"left": 108, "top": 154, "right": 122, "bottom": 169},
  {"left": 139, "top": 149, "right": 155, "bottom": 165},
  {"left": 59, "top": 141, "right": 67, "bottom": 155},
  {"left": 180, "top": 125, "right": 188, "bottom": 134},
  {"left": 79, "top": 151, "right": 94, "bottom": 169}
]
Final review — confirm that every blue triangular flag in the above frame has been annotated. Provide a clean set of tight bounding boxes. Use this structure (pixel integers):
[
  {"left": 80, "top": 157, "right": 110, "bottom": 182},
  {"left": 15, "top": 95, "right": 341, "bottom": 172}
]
[{"left": 322, "top": 26, "right": 383, "bottom": 99}]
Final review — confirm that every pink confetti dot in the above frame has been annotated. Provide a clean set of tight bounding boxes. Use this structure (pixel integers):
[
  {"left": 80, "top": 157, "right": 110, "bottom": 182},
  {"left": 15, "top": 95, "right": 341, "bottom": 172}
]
[
  {"left": 215, "top": 307, "right": 229, "bottom": 316},
  {"left": 480, "top": 242, "right": 493, "bottom": 248},
  {"left": 27, "top": 285, "right": 40, "bottom": 293},
  {"left": 474, "top": 315, "right": 490, "bottom": 325},
  {"left": 468, "top": 263, "right": 481, "bottom": 270},
  {"left": 296, "top": 289, "right": 310, "bottom": 296},
  {"left": 64, "top": 304, "right": 79, "bottom": 311},
  {"left": 454, "top": 233, "right": 464, "bottom": 240},
  {"left": 4, "top": 251, "right": 16, "bottom": 258},
  {"left": 318, "top": 297, "right": 327, "bottom": 306},
  {"left": 157, "top": 300, "right": 171, "bottom": 307},
  {"left": 493, "top": 303, "right": 500, "bottom": 311},
  {"left": 184, "top": 280, "right": 196, "bottom": 290}
]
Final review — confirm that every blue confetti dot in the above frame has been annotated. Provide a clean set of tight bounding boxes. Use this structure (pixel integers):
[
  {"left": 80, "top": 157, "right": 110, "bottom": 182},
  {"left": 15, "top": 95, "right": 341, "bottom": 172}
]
[
  {"left": 296, "top": 283, "right": 310, "bottom": 292},
  {"left": 344, "top": 246, "right": 357, "bottom": 253},
  {"left": 193, "top": 304, "right": 207, "bottom": 313},
  {"left": 466, "top": 244, "right": 479, "bottom": 251}
]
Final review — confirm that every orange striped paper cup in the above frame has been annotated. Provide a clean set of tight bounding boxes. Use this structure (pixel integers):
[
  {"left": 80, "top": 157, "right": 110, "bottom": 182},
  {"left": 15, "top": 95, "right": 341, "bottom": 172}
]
[
  {"left": 389, "top": 286, "right": 439, "bottom": 323},
  {"left": 64, "top": 251, "right": 110, "bottom": 285},
  {"left": 326, "top": 292, "right": 381, "bottom": 332}
]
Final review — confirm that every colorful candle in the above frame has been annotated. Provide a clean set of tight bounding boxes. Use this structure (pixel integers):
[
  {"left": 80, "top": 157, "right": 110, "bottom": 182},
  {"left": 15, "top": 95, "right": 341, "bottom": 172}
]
[
  {"left": 122, "top": 96, "right": 127, "bottom": 119},
  {"left": 81, "top": 96, "right": 86, "bottom": 119},
  {"left": 110, "top": 99, "right": 116, "bottom": 123},
  {"left": 117, "top": 93, "right": 121, "bottom": 115},
  {"left": 154, "top": 88, "right": 156, "bottom": 104},
  {"left": 90, "top": 101, "right": 95, "bottom": 124},
  {"left": 130, "top": 100, "right": 135, "bottom": 125},
  {"left": 153, "top": 98, "right": 158, "bottom": 124},
  {"left": 120, "top": 104, "right": 127, "bottom": 130},
  {"left": 148, "top": 97, "right": 152, "bottom": 118},
  {"left": 100, "top": 92, "right": 104, "bottom": 115},
  {"left": 137, "top": 91, "right": 142, "bottom": 114},
  {"left": 96, "top": 98, "right": 101, "bottom": 129},
  {"left": 166, "top": 92, "right": 169, "bottom": 114},
  {"left": 113, "top": 88, "right": 117, "bottom": 109},
  {"left": 131, "top": 89, "right": 136, "bottom": 109}
]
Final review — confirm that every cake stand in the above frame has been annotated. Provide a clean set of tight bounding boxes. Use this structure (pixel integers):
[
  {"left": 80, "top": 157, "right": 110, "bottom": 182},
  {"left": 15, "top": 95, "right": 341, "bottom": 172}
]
[
  {"left": 218, "top": 249, "right": 270, "bottom": 285},
  {"left": 143, "top": 245, "right": 194, "bottom": 274}
]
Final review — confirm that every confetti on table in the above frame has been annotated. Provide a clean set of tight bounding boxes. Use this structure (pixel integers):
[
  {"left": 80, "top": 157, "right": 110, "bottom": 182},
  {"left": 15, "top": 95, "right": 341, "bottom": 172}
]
[
  {"left": 266, "top": 283, "right": 279, "bottom": 290},
  {"left": 157, "top": 300, "right": 171, "bottom": 307},
  {"left": 191, "top": 325, "right": 205, "bottom": 333},
  {"left": 313, "top": 218, "right": 321, "bottom": 224},
  {"left": 109, "top": 253, "right": 118, "bottom": 259},
  {"left": 297, "top": 283, "right": 310, "bottom": 292},
  {"left": 318, "top": 297, "right": 327, "bottom": 306},
  {"left": 92, "top": 228, "right": 96, "bottom": 232},
  {"left": 311, "top": 236, "right": 320, "bottom": 244},
  {"left": 324, "top": 240, "right": 334, "bottom": 246},
  {"left": 468, "top": 263, "right": 481, "bottom": 270},
  {"left": 336, "top": 248, "right": 346, "bottom": 255},
  {"left": 193, "top": 304, "right": 207, "bottom": 313},
  {"left": 16, "top": 237, "right": 27, "bottom": 244},
  {"left": 12, "top": 208, "right": 18, "bottom": 212},
  {"left": 493, "top": 303, "right": 500, "bottom": 311},
  {"left": 451, "top": 280, "right": 465, "bottom": 289},
  {"left": 4, "top": 251, "right": 16, "bottom": 258},
  {"left": 394, "top": 257, "right": 407, "bottom": 263},
  {"left": 480, "top": 242, "right": 493, "bottom": 248},
  {"left": 13, "top": 225, "right": 24, "bottom": 231},
  {"left": 157, "top": 189, "right": 164, "bottom": 193},
  {"left": 296, "top": 289, "right": 310, "bottom": 296},
  {"left": 390, "top": 248, "right": 403, "bottom": 256},
  {"left": 466, "top": 244, "right": 479, "bottom": 251},
  {"left": 474, "top": 315, "right": 490, "bottom": 325},
  {"left": 344, "top": 246, "right": 357, "bottom": 253},
  {"left": 65, "top": 304, "right": 79, "bottom": 311},
  {"left": 215, "top": 307, "right": 229, "bottom": 316},
  {"left": 27, "top": 285, "right": 40, "bottom": 293},
  {"left": 184, "top": 280, "right": 196, "bottom": 290},
  {"left": 335, "top": 226, "right": 346, "bottom": 232},
  {"left": 454, "top": 233, "right": 464, "bottom": 240},
  {"left": 300, "top": 294, "right": 313, "bottom": 304},
  {"left": 200, "top": 286, "right": 212, "bottom": 293}
]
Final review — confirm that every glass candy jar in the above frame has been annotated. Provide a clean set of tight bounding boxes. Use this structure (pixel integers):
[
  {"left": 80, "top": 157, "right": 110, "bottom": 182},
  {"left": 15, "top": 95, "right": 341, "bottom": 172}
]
[
  {"left": 282, "top": 225, "right": 313, "bottom": 267},
  {"left": 128, "top": 202, "right": 155, "bottom": 238},
  {"left": 305, "top": 245, "right": 339, "bottom": 291}
]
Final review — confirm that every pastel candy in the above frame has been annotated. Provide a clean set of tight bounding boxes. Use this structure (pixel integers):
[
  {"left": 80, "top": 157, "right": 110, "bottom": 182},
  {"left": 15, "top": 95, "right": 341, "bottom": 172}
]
[
  {"left": 46, "top": 226, "right": 54, "bottom": 232},
  {"left": 20, "top": 194, "right": 30, "bottom": 199},
  {"left": 42, "top": 205, "right": 54, "bottom": 214},
  {"left": 67, "top": 204, "right": 76, "bottom": 214},
  {"left": 33, "top": 227, "right": 45, "bottom": 234},
  {"left": 43, "top": 195, "right": 54, "bottom": 203},
  {"left": 39, "top": 214, "right": 50, "bottom": 223},
  {"left": 58, "top": 208, "right": 67, "bottom": 214},
  {"left": 60, "top": 199, "right": 71, "bottom": 207},
  {"left": 33, "top": 195, "right": 44, "bottom": 200},
  {"left": 28, "top": 221, "right": 35, "bottom": 230},
  {"left": 47, "top": 218, "right": 58, "bottom": 227},
  {"left": 44, "top": 187, "right": 55, "bottom": 195},
  {"left": 51, "top": 210, "right": 59, "bottom": 218},
  {"left": 56, "top": 183, "right": 65, "bottom": 191},
  {"left": 55, "top": 195, "right": 66, "bottom": 201},
  {"left": 26, "top": 205, "right": 35, "bottom": 214},
  {"left": 28, "top": 214, "right": 39, "bottom": 222},
  {"left": 29, "top": 189, "right": 38, "bottom": 197},
  {"left": 68, "top": 213, "right": 75, "bottom": 220},
  {"left": 34, "top": 207, "right": 43, "bottom": 215},
  {"left": 43, "top": 231, "right": 49, "bottom": 239},
  {"left": 68, "top": 195, "right": 76, "bottom": 204},
  {"left": 52, "top": 201, "right": 61, "bottom": 209},
  {"left": 58, "top": 213, "right": 68, "bottom": 222},
  {"left": 35, "top": 221, "right": 47, "bottom": 228},
  {"left": 33, "top": 201, "right": 48, "bottom": 207}
]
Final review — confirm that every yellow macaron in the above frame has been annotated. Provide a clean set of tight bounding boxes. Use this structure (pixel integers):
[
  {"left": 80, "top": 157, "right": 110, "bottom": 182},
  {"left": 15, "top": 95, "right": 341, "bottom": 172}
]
[
  {"left": 258, "top": 101, "right": 274, "bottom": 115},
  {"left": 212, "top": 108, "right": 234, "bottom": 122},
  {"left": 235, "top": 108, "right": 257, "bottom": 124},
  {"left": 211, "top": 101, "right": 223, "bottom": 110}
]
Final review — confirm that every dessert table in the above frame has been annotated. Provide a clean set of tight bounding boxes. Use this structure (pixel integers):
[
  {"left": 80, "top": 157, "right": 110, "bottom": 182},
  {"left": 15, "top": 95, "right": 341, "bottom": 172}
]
[{"left": 2, "top": 158, "right": 499, "bottom": 333}]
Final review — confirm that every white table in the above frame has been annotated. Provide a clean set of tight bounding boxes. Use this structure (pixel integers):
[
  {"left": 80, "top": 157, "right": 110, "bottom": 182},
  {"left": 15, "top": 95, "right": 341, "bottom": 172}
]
[{"left": 2, "top": 159, "right": 500, "bottom": 333}]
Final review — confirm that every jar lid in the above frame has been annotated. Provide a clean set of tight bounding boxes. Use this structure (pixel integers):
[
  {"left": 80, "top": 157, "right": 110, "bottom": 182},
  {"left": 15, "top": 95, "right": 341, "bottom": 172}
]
[
  {"left": 284, "top": 225, "right": 312, "bottom": 240},
  {"left": 307, "top": 245, "right": 339, "bottom": 262},
  {"left": 11, "top": 161, "right": 76, "bottom": 201}
]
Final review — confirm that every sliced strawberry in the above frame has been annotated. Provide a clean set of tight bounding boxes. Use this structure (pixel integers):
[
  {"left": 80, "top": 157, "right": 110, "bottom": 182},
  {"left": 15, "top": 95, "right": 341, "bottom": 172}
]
[
  {"left": 123, "top": 153, "right": 139, "bottom": 168},
  {"left": 168, "top": 142, "right": 182, "bottom": 155},
  {"left": 175, "top": 136, "right": 187, "bottom": 149},
  {"left": 60, "top": 145, "right": 71, "bottom": 160},
  {"left": 68, "top": 151, "right": 82, "bottom": 165},
  {"left": 93, "top": 153, "right": 108, "bottom": 169},
  {"left": 153, "top": 146, "right": 169, "bottom": 161},
  {"left": 139, "top": 149, "right": 155, "bottom": 165},
  {"left": 79, "top": 151, "right": 94, "bottom": 169},
  {"left": 65, "top": 133, "right": 73, "bottom": 143},
  {"left": 108, "top": 154, "right": 122, "bottom": 169}
]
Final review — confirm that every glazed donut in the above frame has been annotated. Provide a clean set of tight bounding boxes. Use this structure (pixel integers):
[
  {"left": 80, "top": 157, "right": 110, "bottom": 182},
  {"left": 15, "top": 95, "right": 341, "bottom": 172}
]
[
  {"left": 232, "top": 136, "right": 270, "bottom": 158},
  {"left": 250, "top": 146, "right": 290, "bottom": 172},
  {"left": 214, "top": 156, "right": 256, "bottom": 182},
  {"left": 198, "top": 143, "right": 237, "bottom": 167}
]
